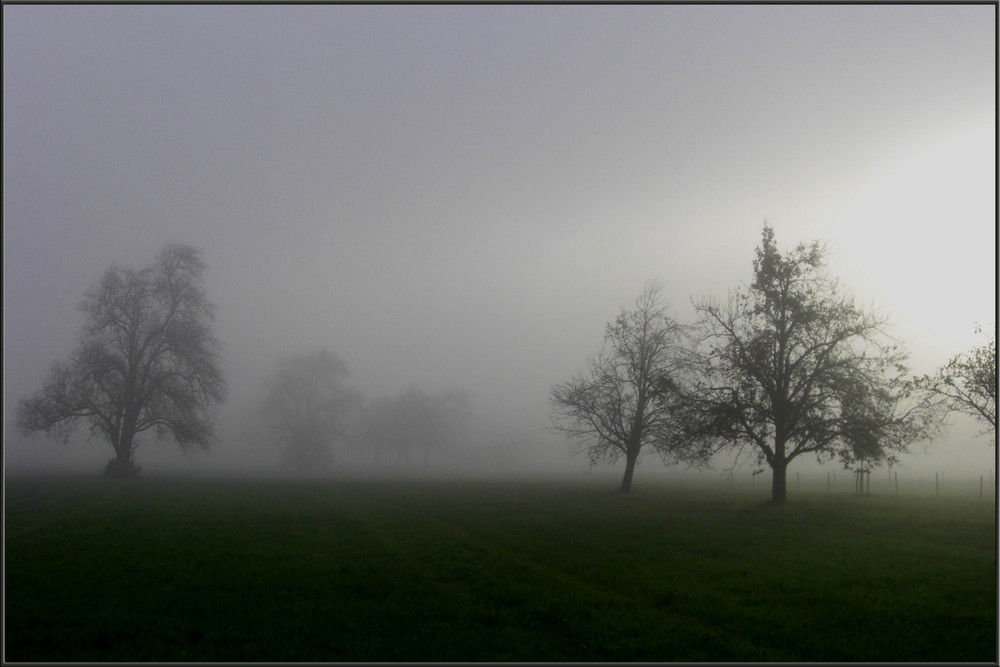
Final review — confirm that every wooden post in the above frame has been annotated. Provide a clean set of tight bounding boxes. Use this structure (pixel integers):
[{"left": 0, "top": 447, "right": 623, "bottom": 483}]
[
  {"left": 935, "top": 472, "right": 939, "bottom": 497},
  {"left": 827, "top": 471, "right": 830, "bottom": 491},
  {"left": 894, "top": 471, "right": 898, "bottom": 495}
]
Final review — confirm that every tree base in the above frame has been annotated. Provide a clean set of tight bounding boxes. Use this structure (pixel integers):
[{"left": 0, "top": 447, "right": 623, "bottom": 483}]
[{"left": 104, "top": 458, "right": 142, "bottom": 477}]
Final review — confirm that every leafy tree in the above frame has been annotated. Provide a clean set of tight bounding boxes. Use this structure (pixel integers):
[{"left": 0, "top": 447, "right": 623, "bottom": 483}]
[
  {"left": 915, "top": 325, "right": 996, "bottom": 438},
  {"left": 686, "top": 225, "right": 939, "bottom": 503},
  {"left": 16, "top": 243, "right": 226, "bottom": 476},
  {"left": 259, "top": 349, "right": 361, "bottom": 469},
  {"left": 550, "top": 281, "right": 695, "bottom": 492},
  {"left": 355, "top": 387, "right": 470, "bottom": 466}
]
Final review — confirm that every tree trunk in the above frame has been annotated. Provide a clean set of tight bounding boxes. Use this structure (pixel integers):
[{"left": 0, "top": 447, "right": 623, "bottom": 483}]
[
  {"left": 107, "top": 436, "right": 139, "bottom": 476},
  {"left": 771, "top": 458, "right": 787, "bottom": 504},
  {"left": 106, "top": 411, "right": 140, "bottom": 477},
  {"left": 620, "top": 451, "right": 638, "bottom": 493}
]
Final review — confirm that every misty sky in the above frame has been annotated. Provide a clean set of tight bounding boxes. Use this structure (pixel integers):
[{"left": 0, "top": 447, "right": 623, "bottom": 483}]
[{"left": 4, "top": 5, "right": 996, "bottom": 476}]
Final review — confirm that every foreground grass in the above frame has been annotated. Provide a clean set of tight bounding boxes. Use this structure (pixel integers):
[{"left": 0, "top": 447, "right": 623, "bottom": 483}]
[{"left": 4, "top": 474, "right": 996, "bottom": 661}]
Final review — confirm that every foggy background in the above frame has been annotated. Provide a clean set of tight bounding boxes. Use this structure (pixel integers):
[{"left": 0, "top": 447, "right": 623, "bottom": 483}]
[{"left": 4, "top": 5, "right": 995, "bottom": 480}]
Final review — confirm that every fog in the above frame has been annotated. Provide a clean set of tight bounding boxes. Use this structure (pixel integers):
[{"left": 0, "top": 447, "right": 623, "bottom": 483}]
[{"left": 4, "top": 5, "right": 995, "bottom": 482}]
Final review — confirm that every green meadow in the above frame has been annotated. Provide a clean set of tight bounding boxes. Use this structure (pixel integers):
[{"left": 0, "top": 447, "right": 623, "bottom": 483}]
[{"left": 4, "top": 473, "right": 996, "bottom": 662}]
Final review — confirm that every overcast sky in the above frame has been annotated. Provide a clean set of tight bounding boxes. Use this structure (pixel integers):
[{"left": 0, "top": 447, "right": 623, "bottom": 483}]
[{"left": 4, "top": 4, "right": 995, "bottom": 477}]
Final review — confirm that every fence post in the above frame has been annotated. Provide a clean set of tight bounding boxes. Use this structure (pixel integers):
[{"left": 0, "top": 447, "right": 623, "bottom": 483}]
[{"left": 894, "top": 471, "right": 898, "bottom": 496}]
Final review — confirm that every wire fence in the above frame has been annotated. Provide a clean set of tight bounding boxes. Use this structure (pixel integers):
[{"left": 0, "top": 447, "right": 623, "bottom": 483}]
[{"left": 722, "top": 467, "right": 997, "bottom": 501}]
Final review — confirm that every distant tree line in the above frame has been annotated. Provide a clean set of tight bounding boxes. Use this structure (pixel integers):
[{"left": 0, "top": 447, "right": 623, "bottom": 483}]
[
  {"left": 15, "top": 227, "right": 994, "bottom": 495},
  {"left": 258, "top": 350, "right": 470, "bottom": 470}
]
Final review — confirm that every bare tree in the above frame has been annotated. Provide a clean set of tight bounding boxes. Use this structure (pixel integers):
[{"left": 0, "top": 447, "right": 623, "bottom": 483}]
[
  {"left": 16, "top": 243, "right": 226, "bottom": 476},
  {"left": 549, "top": 281, "right": 694, "bottom": 492},
  {"left": 915, "top": 325, "right": 996, "bottom": 438},
  {"left": 259, "top": 349, "right": 361, "bottom": 469},
  {"left": 685, "top": 225, "right": 940, "bottom": 503}
]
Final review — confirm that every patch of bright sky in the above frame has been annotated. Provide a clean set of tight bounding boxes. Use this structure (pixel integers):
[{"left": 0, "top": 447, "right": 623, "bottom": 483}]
[{"left": 820, "top": 122, "right": 995, "bottom": 373}]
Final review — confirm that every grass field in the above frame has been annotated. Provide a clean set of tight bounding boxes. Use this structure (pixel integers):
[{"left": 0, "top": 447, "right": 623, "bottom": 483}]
[{"left": 4, "top": 473, "right": 996, "bottom": 662}]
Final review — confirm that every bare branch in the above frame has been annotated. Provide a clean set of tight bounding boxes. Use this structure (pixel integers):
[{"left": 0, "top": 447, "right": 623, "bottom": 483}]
[{"left": 549, "top": 281, "right": 696, "bottom": 491}]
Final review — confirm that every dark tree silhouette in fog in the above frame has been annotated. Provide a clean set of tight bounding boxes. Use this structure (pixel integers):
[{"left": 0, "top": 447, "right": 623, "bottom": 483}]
[
  {"left": 915, "top": 324, "right": 996, "bottom": 438},
  {"left": 260, "top": 349, "right": 360, "bottom": 469},
  {"left": 685, "top": 225, "right": 939, "bottom": 503},
  {"left": 355, "top": 387, "right": 470, "bottom": 466},
  {"left": 16, "top": 243, "right": 226, "bottom": 476},
  {"left": 549, "top": 281, "right": 695, "bottom": 492}
]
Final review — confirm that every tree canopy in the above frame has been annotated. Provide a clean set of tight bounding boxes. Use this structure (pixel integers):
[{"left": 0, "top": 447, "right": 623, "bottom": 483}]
[
  {"left": 684, "top": 225, "right": 939, "bottom": 503},
  {"left": 16, "top": 243, "right": 226, "bottom": 475}
]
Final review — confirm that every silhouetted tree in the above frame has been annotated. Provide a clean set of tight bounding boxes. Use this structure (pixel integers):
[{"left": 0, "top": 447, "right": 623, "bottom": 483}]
[
  {"left": 260, "top": 349, "right": 360, "bottom": 469},
  {"left": 16, "top": 243, "right": 226, "bottom": 476},
  {"left": 915, "top": 325, "right": 996, "bottom": 439},
  {"left": 550, "top": 281, "right": 695, "bottom": 492},
  {"left": 685, "top": 225, "right": 939, "bottom": 503},
  {"left": 356, "top": 387, "right": 470, "bottom": 466}
]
